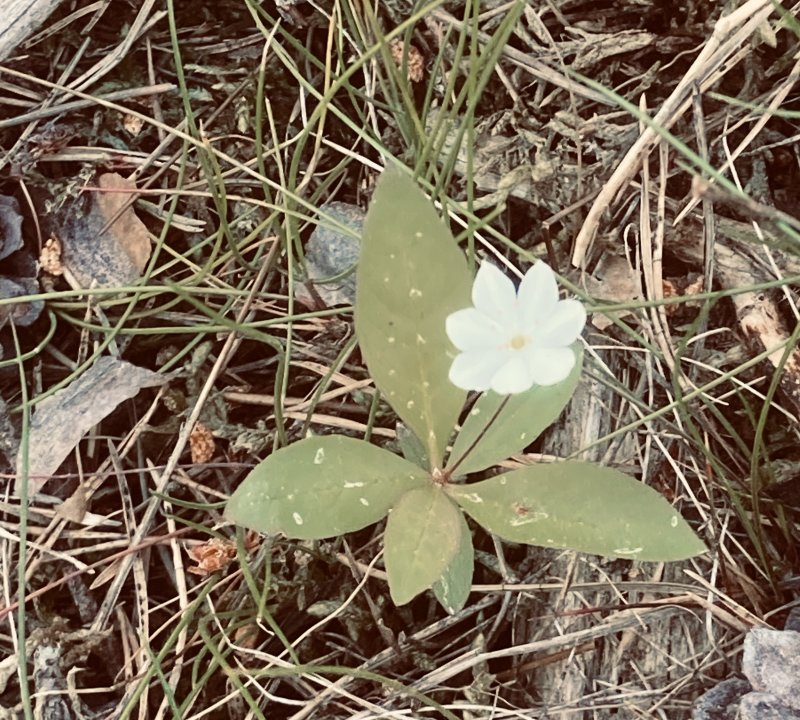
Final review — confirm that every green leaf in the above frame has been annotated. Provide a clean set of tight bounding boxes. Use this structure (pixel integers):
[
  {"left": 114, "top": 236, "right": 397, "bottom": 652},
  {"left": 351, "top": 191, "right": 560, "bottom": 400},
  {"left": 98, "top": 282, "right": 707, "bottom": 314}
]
[
  {"left": 225, "top": 436, "right": 429, "bottom": 540},
  {"left": 384, "top": 485, "right": 463, "bottom": 605},
  {"left": 451, "top": 462, "right": 706, "bottom": 561},
  {"left": 432, "top": 510, "right": 474, "bottom": 614},
  {"left": 446, "top": 345, "right": 583, "bottom": 476},
  {"left": 396, "top": 422, "right": 429, "bottom": 469},
  {"left": 355, "top": 168, "right": 472, "bottom": 469}
]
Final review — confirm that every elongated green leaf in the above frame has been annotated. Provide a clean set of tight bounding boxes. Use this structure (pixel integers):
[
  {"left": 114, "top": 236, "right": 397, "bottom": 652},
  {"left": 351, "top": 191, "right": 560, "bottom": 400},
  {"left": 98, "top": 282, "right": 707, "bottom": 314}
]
[
  {"left": 446, "top": 345, "right": 583, "bottom": 477},
  {"left": 384, "top": 486, "right": 463, "bottom": 605},
  {"left": 432, "top": 510, "right": 474, "bottom": 614},
  {"left": 396, "top": 422, "right": 429, "bottom": 469},
  {"left": 225, "top": 436, "right": 429, "bottom": 540},
  {"left": 355, "top": 168, "right": 472, "bottom": 469},
  {"left": 451, "top": 462, "right": 706, "bottom": 561}
]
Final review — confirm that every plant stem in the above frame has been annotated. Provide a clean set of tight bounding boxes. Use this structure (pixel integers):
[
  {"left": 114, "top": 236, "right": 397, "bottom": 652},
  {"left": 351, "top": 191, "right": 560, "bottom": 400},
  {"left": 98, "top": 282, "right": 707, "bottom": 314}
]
[{"left": 446, "top": 394, "right": 511, "bottom": 479}]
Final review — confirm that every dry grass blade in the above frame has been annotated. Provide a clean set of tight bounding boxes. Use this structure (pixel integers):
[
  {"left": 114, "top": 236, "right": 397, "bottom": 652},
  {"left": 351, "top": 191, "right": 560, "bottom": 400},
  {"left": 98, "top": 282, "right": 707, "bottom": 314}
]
[{"left": 572, "top": 0, "right": 780, "bottom": 266}]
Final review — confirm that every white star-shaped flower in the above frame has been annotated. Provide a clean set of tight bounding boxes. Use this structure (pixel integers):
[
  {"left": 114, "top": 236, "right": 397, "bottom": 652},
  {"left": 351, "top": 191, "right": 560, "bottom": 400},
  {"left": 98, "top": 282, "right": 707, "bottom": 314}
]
[{"left": 445, "top": 261, "right": 586, "bottom": 394}]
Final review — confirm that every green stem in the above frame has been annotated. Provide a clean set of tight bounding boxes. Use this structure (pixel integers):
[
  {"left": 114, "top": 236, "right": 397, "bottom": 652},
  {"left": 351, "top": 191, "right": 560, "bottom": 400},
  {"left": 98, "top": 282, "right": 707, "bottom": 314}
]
[
  {"left": 446, "top": 394, "right": 511, "bottom": 479},
  {"left": 11, "top": 322, "right": 33, "bottom": 720}
]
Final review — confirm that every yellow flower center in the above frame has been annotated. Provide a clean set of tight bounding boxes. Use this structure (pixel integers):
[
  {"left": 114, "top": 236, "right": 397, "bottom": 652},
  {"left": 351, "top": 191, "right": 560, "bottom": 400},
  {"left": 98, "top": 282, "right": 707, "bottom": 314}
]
[{"left": 509, "top": 334, "right": 527, "bottom": 350}]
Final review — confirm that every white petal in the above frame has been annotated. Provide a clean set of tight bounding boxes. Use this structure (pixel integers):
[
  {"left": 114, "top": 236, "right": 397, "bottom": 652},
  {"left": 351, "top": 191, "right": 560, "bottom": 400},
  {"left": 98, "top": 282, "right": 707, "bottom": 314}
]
[
  {"left": 490, "top": 355, "right": 535, "bottom": 394},
  {"left": 472, "top": 262, "right": 517, "bottom": 319},
  {"left": 523, "top": 346, "right": 576, "bottom": 386},
  {"left": 446, "top": 308, "right": 506, "bottom": 351},
  {"left": 518, "top": 262, "right": 559, "bottom": 328},
  {"left": 535, "top": 299, "right": 587, "bottom": 348},
  {"left": 449, "top": 349, "right": 508, "bottom": 391}
]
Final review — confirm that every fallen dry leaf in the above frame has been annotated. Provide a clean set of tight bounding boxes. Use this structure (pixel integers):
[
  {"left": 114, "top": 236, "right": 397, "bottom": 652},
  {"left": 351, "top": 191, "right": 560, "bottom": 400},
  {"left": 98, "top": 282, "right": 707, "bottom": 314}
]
[
  {"left": 15, "top": 356, "right": 164, "bottom": 497},
  {"left": 581, "top": 253, "right": 641, "bottom": 330},
  {"left": 59, "top": 172, "right": 151, "bottom": 288}
]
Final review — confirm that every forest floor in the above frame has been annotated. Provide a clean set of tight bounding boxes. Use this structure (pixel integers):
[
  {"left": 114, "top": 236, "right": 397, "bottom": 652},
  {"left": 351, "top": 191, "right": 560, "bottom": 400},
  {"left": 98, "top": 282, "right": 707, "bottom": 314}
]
[{"left": 1, "top": 0, "right": 800, "bottom": 718}]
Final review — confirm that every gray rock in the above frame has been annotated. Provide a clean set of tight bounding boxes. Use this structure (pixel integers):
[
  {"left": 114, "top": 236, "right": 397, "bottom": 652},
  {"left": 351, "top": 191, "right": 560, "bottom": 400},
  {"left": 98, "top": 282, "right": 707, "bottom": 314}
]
[
  {"left": 297, "top": 201, "right": 363, "bottom": 308},
  {"left": 694, "top": 611, "right": 800, "bottom": 720},
  {"left": 743, "top": 628, "right": 800, "bottom": 710},
  {"left": 0, "top": 195, "right": 23, "bottom": 260},
  {"left": 0, "top": 275, "right": 43, "bottom": 327},
  {"left": 784, "top": 607, "right": 800, "bottom": 633},
  {"left": 692, "top": 677, "right": 751, "bottom": 720},
  {"left": 740, "top": 692, "right": 800, "bottom": 720}
]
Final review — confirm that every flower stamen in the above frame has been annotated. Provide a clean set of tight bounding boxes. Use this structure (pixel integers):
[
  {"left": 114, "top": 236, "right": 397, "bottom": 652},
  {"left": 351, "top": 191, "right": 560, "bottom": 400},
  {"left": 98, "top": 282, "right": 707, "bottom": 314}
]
[{"left": 509, "top": 335, "right": 528, "bottom": 351}]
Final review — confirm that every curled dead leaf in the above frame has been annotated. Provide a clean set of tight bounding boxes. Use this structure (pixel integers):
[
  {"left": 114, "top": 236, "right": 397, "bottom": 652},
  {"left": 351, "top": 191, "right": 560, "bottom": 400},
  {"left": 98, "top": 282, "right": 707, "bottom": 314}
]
[
  {"left": 187, "top": 533, "right": 260, "bottom": 577},
  {"left": 190, "top": 422, "right": 215, "bottom": 464},
  {"left": 662, "top": 275, "right": 704, "bottom": 316},
  {"left": 39, "top": 237, "right": 63, "bottom": 276},
  {"left": 390, "top": 39, "right": 424, "bottom": 83},
  {"left": 123, "top": 114, "right": 145, "bottom": 137},
  {"left": 187, "top": 538, "right": 237, "bottom": 576}
]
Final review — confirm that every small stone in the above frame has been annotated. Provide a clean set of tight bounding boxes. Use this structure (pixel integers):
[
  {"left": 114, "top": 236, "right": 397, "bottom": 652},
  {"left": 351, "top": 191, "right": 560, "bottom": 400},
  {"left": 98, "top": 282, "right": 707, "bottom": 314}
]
[
  {"left": 743, "top": 628, "right": 800, "bottom": 710},
  {"left": 0, "top": 195, "right": 24, "bottom": 260},
  {"left": 739, "top": 692, "right": 800, "bottom": 720},
  {"left": 692, "top": 678, "right": 751, "bottom": 720},
  {"left": 783, "top": 607, "right": 800, "bottom": 633},
  {"left": 0, "top": 276, "right": 43, "bottom": 327},
  {"left": 297, "top": 201, "right": 364, "bottom": 307}
]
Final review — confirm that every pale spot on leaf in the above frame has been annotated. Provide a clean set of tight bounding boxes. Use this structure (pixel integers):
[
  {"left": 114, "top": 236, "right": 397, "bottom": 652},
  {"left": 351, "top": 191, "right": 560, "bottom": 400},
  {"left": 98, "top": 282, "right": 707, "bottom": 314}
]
[
  {"left": 409, "top": 288, "right": 423, "bottom": 298},
  {"left": 510, "top": 516, "right": 534, "bottom": 527},
  {"left": 314, "top": 448, "right": 325, "bottom": 464},
  {"left": 414, "top": 231, "right": 422, "bottom": 238},
  {"left": 416, "top": 333, "right": 426, "bottom": 344},
  {"left": 407, "top": 400, "right": 415, "bottom": 409},
  {"left": 460, "top": 493, "right": 483, "bottom": 503},
  {"left": 471, "top": 407, "right": 481, "bottom": 416},
  {"left": 359, "top": 497, "right": 369, "bottom": 506},
  {"left": 613, "top": 547, "right": 643, "bottom": 556},
  {"left": 670, "top": 516, "right": 678, "bottom": 527},
  {"left": 388, "top": 337, "right": 396, "bottom": 344},
  {"left": 293, "top": 512, "right": 304, "bottom": 525},
  {"left": 512, "top": 510, "right": 548, "bottom": 525},
  {"left": 344, "top": 481, "right": 365, "bottom": 488}
]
